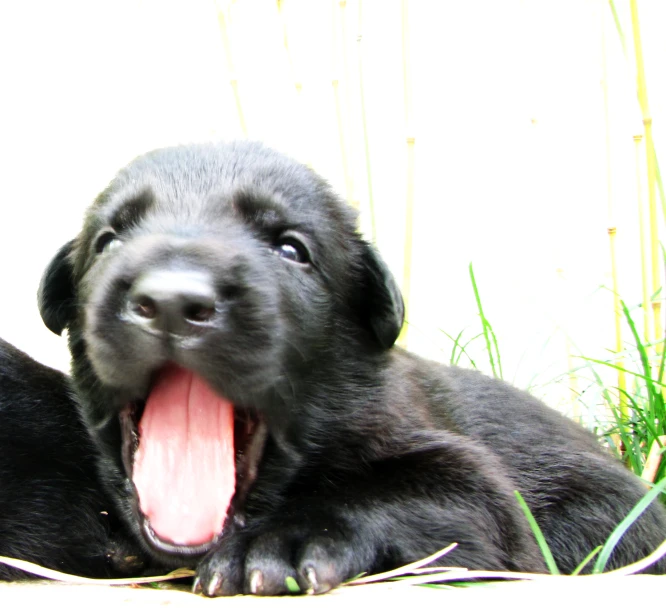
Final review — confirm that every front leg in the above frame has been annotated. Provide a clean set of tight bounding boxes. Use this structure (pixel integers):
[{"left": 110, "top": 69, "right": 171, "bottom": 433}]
[
  {"left": 196, "top": 514, "right": 369, "bottom": 596},
  {"left": 196, "top": 435, "right": 545, "bottom": 596}
]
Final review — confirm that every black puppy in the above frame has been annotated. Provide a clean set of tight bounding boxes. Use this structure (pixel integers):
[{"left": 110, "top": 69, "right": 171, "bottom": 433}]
[
  {"left": 38, "top": 141, "right": 666, "bottom": 595},
  {"left": 0, "top": 338, "right": 145, "bottom": 579}
]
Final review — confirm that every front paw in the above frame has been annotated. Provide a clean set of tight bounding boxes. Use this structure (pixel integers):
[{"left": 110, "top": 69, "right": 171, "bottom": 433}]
[{"left": 194, "top": 526, "right": 363, "bottom": 597}]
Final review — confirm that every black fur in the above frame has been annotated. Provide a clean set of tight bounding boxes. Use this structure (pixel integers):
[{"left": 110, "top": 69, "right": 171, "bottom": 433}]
[
  {"left": 0, "top": 339, "right": 145, "bottom": 579},
  {"left": 35, "top": 141, "right": 666, "bottom": 594}
]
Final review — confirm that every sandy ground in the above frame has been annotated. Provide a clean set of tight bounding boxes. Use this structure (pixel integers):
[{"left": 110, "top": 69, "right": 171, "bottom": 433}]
[{"left": 1, "top": 576, "right": 665, "bottom": 613}]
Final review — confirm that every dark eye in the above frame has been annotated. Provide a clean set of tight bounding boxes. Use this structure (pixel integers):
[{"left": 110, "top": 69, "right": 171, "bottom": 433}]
[
  {"left": 94, "top": 230, "right": 122, "bottom": 254},
  {"left": 274, "top": 236, "right": 310, "bottom": 264}
]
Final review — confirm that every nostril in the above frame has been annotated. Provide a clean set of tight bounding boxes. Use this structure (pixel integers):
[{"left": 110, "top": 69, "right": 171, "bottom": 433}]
[
  {"left": 133, "top": 295, "right": 158, "bottom": 319},
  {"left": 183, "top": 302, "right": 215, "bottom": 323},
  {"left": 127, "top": 269, "right": 218, "bottom": 335}
]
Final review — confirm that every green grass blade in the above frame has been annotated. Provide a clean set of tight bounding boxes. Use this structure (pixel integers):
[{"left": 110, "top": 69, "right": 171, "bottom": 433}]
[
  {"left": 488, "top": 325, "right": 503, "bottom": 380},
  {"left": 449, "top": 328, "right": 466, "bottom": 365},
  {"left": 571, "top": 546, "right": 602, "bottom": 576},
  {"left": 284, "top": 576, "right": 300, "bottom": 593},
  {"left": 607, "top": 0, "right": 627, "bottom": 55},
  {"left": 577, "top": 355, "right": 637, "bottom": 466},
  {"left": 657, "top": 247, "right": 666, "bottom": 385},
  {"left": 621, "top": 388, "right": 661, "bottom": 444},
  {"left": 575, "top": 356, "right": 661, "bottom": 386},
  {"left": 606, "top": 392, "right": 644, "bottom": 474},
  {"left": 602, "top": 539, "right": 666, "bottom": 576},
  {"left": 592, "top": 475, "right": 666, "bottom": 573},
  {"left": 469, "top": 263, "right": 502, "bottom": 379},
  {"left": 621, "top": 300, "right": 656, "bottom": 416},
  {"left": 439, "top": 329, "right": 483, "bottom": 368},
  {"left": 658, "top": 329, "right": 666, "bottom": 386},
  {"left": 514, "top": 491, "right": 560, "bottom": 575}
]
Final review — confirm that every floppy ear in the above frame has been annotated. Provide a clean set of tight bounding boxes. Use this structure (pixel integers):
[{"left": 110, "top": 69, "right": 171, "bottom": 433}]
[
  {"left": 358, "top": 242, "right": 405, "bottom": 349},
  {"left": 38, "top": 240, "right": 77, "bottom": 335}
]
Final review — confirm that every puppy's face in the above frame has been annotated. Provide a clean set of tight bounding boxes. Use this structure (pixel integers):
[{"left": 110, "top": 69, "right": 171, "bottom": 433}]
[{"left": 39, "top": 142, "right": 403, "bottom": 563}]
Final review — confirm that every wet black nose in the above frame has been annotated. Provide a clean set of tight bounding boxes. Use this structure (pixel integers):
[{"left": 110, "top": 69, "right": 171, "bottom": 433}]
[{"left": 127, "top": 270, "right": 217, "bottom": 336}]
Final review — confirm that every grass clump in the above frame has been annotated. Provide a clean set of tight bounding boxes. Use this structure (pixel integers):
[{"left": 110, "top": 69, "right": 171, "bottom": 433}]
[
  {"left": 576, "top": 298, "right": 665, "bottom": 488},
  {"left": 445, "top": 264, "right": 665, "bottom": 490}
]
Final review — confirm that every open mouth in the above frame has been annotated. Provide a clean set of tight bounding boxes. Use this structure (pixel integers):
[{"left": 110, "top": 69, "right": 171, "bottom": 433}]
[{"left": 119, "top": 364, "right": 267, "bottom": 556}]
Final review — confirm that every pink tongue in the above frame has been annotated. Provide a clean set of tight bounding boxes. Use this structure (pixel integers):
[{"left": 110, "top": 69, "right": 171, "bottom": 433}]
[{"left": 132, "top": 364, "right": 235, "bottom": 546}]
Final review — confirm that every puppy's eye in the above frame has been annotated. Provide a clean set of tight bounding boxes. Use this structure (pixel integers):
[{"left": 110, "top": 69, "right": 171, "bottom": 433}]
[
  {"left": 274, "top": 236, "right": 310, "bottom": 264},
  {"left": 94, "top": 230, "right": 122, "bottom": 254}
]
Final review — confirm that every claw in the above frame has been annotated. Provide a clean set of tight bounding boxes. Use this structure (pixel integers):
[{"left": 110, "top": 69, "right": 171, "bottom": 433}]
[
  {"left": 249, "top": 569, "right": 264, "bottom": 595},
  {"left": 207, "top": 571, "right": 223, "bottom": 596},
  {"left": 192, "top": 577, "right": 202, "bottom": 595},
  {"left": 305, "top": 567, "right": 317, "bottom": 595},
  {"left": 304, "top": 566, "right": 331, "bottom": 594}
]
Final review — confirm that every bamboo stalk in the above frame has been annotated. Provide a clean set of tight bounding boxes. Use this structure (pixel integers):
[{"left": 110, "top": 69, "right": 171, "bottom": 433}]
[
  {"left": 333, "top": 0, "right": 354, "bottom": 205},
  {"left": 215, "top": 0, "right": 247, "bottom": 136},
  {"left": 634, "top": 134, "right": 651, "bottom": 344},
  {"left": 657, "top": 156, "right": 666, "bottom": 223},
  {"left": 641, "top": 436, "right": 666, "bottom": 484},
  {"left": 565, "top": 336, "right": 580, "bottom": 420},
  {"left": 276, "top": 0, "right": 309, "bottom": 166},
  {"left": 332, "top": 74, "right": 348, "bottom": 184},
  {"left": 608, "top": 226, "right": 628, "bottom": 409},
  {"left": 277, "top": 0, "right": 288, "bottom": 51},
  {"left": 601, "top": 6, "right": 627, "bottom": 419},
  {"left": 557, "top": 268, "right": 580, "bottom": 419},
  {"left": 630, "top": 0, "right": 663, "bottom": 354},
  {"left": 356, "top": 0, "right": 376, "bottom": 242},
  {"left": 397, "top": 0, "right": 414, "bottom": 348},
  {"left": 608, "top": 0, "right": 666, "bottom": 224}
]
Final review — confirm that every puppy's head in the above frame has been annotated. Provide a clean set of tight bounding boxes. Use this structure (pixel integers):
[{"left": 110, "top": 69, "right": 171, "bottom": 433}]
[{"left": 38, "top": 141, "right": 404, "bottom": 562}]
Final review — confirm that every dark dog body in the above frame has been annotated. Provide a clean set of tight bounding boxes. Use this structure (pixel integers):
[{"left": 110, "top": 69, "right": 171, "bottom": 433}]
[
  {"left": 33, "top": 141, "right": 666, "bottom": 594},
  {"left": 0, "top": 339, "right": 144, "bottom": 579}
]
